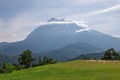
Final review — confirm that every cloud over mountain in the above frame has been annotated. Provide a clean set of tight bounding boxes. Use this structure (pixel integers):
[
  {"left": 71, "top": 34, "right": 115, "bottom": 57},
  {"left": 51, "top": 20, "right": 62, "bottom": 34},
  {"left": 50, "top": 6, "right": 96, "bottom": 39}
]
[{"left": 0, "top": 0, "right": 119, "bottom": 42}]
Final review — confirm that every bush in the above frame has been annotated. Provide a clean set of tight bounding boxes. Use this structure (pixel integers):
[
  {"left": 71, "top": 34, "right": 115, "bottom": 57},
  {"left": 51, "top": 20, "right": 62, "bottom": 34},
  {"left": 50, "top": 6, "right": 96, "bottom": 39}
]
[
  {"left": 43, "top": 56, "right": 57, "bottom": 64},
  {"left": 0, "top": 62, "right": 14, "bottom": 73},
  {"left": 13, "top": 64, "right": 22, "bottom": 70},
  {"left": 102, "top": 48, "right": 120, "bottom": 60}
]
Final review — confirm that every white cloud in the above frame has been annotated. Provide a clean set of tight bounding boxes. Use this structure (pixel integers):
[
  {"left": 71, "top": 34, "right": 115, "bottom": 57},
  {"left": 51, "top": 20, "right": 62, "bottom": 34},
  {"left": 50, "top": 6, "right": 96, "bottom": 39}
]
[
  {"left": 0, "top": 0, "right": 120, "bottom": 42},
  {"left": 36, "top": 19, "right": 89, "bottom": 30},
  {"left": 67, "top": 5, "right": 120, "bottom": 19},
  {"left": 65, "top": 4, "right": 120, "bottom": 37},
  {"left": 75, "top": 28, "right": 90, "bottom": 33},
  {"left": 83, "top": 5, "right": 120, "bottom": 17},
  {"left": 85, "top": 11, "right": 120, "bottom": 38}
]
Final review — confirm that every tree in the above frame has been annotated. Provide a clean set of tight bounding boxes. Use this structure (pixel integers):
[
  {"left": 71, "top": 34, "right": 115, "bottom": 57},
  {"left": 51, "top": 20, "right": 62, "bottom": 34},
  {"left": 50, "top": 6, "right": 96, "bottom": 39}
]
[
  {"left": 18, "top": 49, "right": 35, "bottom": 68},
  {"left": 43, "top": 56, "right": 57, "bottom": 64},
  {"left": 102, "top": 48, "right": 120, "bottom": 60},
  {"left": 13, "top": 64, "right": 22, "bottom": 70},
  {"left": 38, "top": 56, "right": 43, "bottom": 66},
  {"left": 43, "top": 56, "right": 48, "bottom": 64},
  {"left": 0, "top": 62, "right": 14, "bottom": 73}
]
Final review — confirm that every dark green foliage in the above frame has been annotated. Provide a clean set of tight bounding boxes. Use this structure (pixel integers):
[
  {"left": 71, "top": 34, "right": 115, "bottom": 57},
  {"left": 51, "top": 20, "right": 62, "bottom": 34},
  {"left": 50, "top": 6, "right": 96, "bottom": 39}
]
[
  {"left": 43, "top": 56, "right": 57, "bottom": 64},
  {"left": 43, "top": 56, "right": 48, "bottom": 64},
  {"left": 13, "top": 64, "right": 22, "bottom": 70},
  {"left": 18, "top": 49, "right": 35, "bottom": 68},
  {"left": 32, "top": 56, "right": 57, "bottom": 67},
  {"left": 0, "top": 50, "right": 57, "bottom": 74},
  {"left": 0, "top": 62, "right": 14, "bottom": 73},
  {"left": 102, "top": 48, "right": 120, "bottom": 60},
  {"left": 38, "top": 56, "right": 44, "bottom": 66},
  {"left": 31, "top": 63, "right": 37, "bottom": 67},
  {"left": 94, "top": 57, "right": 97, "bottom": 60}
]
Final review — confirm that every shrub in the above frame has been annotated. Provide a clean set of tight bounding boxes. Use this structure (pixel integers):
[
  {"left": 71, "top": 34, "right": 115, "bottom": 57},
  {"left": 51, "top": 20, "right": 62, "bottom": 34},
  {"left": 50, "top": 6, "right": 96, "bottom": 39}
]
[
  {"left": 0, "top": 62, "right": 14, "bottom": 73},
  {"left": 102, "top": 48, "right": 120, "bottom": 60}
]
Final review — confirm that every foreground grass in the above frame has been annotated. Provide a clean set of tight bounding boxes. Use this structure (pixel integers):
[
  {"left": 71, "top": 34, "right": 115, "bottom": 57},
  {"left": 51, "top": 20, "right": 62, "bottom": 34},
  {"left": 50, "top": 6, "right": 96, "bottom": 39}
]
[{"left": 0, "top": 60, "right": 120, "bottom": 80}]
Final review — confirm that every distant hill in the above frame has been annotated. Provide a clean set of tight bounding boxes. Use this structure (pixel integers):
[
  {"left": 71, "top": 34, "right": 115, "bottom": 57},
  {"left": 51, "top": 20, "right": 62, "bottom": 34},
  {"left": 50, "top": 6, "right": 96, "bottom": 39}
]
[
  {"left": 73, "top": 52, "right": 104, "bottom": 60},
  {"left": 44, "top": 42, "right": 102, "bottom": 61},
  {"left": 0, "top": 54, "right": 16, "bottom": 67}
]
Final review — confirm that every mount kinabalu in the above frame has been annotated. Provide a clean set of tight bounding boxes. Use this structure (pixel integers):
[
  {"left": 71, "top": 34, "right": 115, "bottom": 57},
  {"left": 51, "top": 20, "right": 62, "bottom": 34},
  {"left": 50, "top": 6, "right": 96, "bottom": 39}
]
[{"left": 0, "top": 18, "right": 120, "bottom": 60}]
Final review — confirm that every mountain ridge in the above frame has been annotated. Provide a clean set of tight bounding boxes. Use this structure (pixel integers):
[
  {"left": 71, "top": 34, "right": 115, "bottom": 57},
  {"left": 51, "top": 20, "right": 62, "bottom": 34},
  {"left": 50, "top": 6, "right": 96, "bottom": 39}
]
[{"left": 0, "top": 18, "right": 120, "bottom": 61}]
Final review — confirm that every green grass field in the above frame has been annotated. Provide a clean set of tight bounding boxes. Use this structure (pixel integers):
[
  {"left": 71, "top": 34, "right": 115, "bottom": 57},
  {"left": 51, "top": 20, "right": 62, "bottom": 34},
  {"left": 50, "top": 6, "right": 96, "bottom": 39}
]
[{"left": 0, "top": 60, "right": 120, "bottom": 80}]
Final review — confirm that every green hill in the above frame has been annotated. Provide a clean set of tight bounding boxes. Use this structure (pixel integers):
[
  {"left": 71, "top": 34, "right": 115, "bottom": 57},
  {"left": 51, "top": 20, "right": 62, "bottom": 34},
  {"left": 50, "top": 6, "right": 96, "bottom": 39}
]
[{"left": 0, "top": 60, "right": 120, "bottom": 80}]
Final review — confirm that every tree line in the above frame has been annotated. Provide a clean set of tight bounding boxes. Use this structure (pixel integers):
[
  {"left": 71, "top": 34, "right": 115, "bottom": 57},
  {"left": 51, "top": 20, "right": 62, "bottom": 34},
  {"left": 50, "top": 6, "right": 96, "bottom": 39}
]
[
  {"left": 101, "top": 48, "right": 120, "bottom": 60},
  {"left": 0, "top": 49, "right": 57, "bottom": 73},
  {"left": 81, "top": 48, "right": 120, "bottom": 60},
  {"left": 0, "top": 48, "right": 120, "bottom": 73}
]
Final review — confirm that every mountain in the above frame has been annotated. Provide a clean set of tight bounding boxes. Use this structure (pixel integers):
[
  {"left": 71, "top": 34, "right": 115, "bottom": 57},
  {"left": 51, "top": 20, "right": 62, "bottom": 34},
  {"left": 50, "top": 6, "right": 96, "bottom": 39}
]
[
  {"left": 22, "top": 19, "right": 120, "bottom": 53},
  {"left": 42, "top": 42, "right": 102, "bottom": 61},
  {"left": 0, "top": 54, "right": 15, "bottom": 67},
  {"left": 0, "top": 18, "right": 120, "bottom": 58}
]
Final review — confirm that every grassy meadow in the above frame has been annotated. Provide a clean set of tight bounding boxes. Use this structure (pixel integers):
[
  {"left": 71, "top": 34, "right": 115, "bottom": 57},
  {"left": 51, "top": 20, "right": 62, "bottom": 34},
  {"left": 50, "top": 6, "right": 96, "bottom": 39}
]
[{"left": 0, "top": 60, "right": 120, "bottom": 80}]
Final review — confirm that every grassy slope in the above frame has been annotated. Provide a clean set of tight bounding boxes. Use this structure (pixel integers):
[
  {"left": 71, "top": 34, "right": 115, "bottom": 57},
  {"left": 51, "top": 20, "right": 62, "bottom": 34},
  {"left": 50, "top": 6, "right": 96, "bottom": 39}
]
[{"left": 0, "top": 60, "right": 120, "bottom": 80}]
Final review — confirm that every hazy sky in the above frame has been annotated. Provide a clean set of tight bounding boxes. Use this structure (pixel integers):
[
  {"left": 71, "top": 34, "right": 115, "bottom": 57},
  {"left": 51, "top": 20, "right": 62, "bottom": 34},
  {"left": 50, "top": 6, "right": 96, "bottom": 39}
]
[{"left": 0, "top": 0, "right": 120, "bottom": 42}]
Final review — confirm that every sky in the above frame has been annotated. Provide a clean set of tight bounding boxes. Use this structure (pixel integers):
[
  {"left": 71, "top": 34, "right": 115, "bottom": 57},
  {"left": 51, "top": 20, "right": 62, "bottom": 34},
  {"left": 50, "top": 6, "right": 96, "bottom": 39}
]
[{"left": 0, "top": 0, "right": 120, "bottom": 42}]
